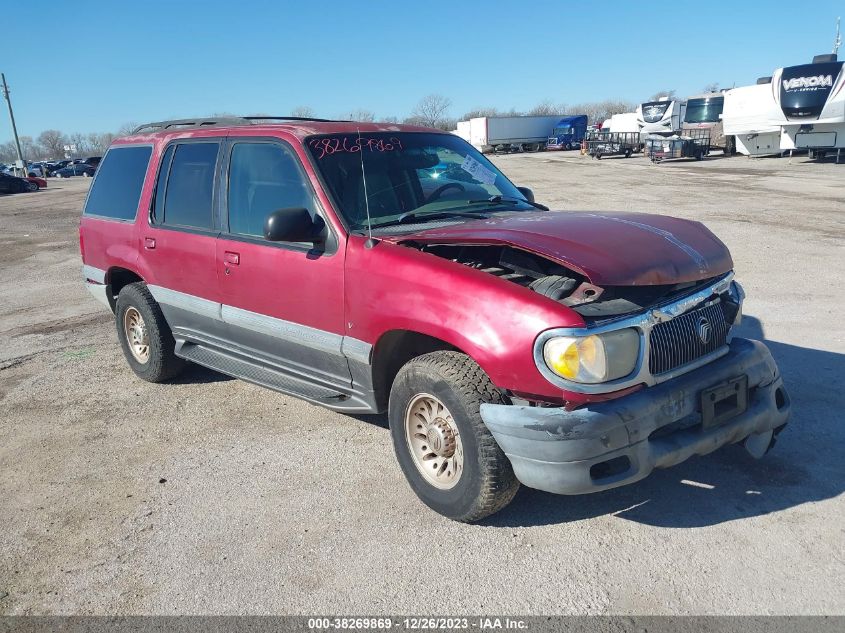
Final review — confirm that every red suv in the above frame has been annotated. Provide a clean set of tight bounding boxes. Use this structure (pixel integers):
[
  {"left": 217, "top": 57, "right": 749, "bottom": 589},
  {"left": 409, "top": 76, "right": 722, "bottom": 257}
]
[{"left": 80, "top": 116, "right": 790, "bottom": 521}]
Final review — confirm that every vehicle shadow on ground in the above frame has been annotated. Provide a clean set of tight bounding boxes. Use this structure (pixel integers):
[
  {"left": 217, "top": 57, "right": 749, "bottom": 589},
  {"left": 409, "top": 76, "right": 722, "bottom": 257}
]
[{"left": 483, "top": 315, "right": 845, "bottom": 528}]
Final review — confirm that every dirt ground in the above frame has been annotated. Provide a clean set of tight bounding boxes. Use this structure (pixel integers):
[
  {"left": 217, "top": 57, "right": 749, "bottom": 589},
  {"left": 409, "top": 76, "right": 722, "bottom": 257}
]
[{"left": 1, "top": 152, "right": 843, "bottom": 615}]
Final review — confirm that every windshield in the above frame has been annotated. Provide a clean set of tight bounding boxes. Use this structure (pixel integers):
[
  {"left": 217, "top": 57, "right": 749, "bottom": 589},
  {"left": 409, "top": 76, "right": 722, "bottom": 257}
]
[
  {"left": 306, "top": 132, "right": 533, "bottom": 230},
  {"left": 553, "top": 126, "right": 575, "bottom": 136},
  {"left": 641, "top": 101, "right": 670, "bottom": 123},
  {"left": 684, "top": 97, "right": 724, "bottom": 123}
]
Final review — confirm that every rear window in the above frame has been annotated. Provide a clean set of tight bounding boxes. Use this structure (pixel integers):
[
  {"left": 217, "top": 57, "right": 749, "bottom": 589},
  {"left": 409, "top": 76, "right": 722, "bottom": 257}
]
[{"left": 83, "top": 146, "right": 152, "bottom": 220}]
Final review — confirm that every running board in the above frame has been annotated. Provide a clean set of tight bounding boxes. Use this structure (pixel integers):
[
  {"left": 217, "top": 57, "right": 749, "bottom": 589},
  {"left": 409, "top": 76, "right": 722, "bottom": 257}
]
[{"left": 175, "top": 341, "right": 373, "bottom": 412}]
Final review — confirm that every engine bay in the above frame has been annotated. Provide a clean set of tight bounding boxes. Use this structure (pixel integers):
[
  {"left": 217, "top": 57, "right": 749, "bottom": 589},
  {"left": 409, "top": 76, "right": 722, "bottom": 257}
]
[{"left": 413, "top": 243, "right": 723, "bottom": 319}]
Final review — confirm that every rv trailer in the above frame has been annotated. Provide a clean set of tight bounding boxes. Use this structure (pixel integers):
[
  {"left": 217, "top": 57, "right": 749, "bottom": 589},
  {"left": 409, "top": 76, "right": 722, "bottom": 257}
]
[
  {"left": 773, "top": 53, "right": 845, "bottom": 162},
  {"left": 636, "top": 97, "right": 686, "bottom": 135},
  {"left": 683, "top": 92, "right": 731, "bottom": 153},
  {"left": 605, "top": 112, "right": 641, "bottom": 134},
  {"left": 722, "top": 78, "right": 785, "bottom": 157}
]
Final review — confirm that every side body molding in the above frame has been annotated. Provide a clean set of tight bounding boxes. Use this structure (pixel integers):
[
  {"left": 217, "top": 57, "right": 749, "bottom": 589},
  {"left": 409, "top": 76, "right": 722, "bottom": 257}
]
[
  {"left": 146, "top": 285, "right": 375, "bottom": 411},
  {"left": 147, "top": 285, "right": 372, "bottom": 362}
]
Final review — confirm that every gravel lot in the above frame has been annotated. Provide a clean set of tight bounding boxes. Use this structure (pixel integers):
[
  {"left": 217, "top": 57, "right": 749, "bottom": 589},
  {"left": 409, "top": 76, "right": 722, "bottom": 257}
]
[{"left": 1, "top": 153, "right": 843, "bottom": 616}]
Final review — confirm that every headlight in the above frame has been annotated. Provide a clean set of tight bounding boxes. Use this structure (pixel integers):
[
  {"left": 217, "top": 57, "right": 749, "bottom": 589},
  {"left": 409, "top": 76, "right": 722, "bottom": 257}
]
[
  {"left": 727, "top": 281, "right": 744, "bottom": 326},
  {"left": 543, "top": 328, "right": 640, "bottom": 384}
]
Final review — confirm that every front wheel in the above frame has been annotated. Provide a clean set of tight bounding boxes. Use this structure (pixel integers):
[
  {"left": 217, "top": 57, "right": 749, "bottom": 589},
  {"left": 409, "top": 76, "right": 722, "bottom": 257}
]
[
  {"left": 115, "top": 283, "right": 186, "bottom": 382},
  {"left": 27, "top": 181, "right": 39, "bottom": 192},
  {"left": 389, "top": 351, "right": 519, "bottom": 522}
]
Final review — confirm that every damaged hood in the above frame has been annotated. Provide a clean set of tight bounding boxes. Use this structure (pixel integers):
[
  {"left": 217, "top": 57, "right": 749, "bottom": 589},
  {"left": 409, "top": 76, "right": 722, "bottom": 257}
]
[{"left": 390, "top": 211, "right": 733, "bottom": 286}]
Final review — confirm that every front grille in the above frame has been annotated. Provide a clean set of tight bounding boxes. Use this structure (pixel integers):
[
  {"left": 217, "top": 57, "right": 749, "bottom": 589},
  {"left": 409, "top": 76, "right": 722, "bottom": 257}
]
[{"left": 648, "top": 301, "right": 730, "bottom": 375}]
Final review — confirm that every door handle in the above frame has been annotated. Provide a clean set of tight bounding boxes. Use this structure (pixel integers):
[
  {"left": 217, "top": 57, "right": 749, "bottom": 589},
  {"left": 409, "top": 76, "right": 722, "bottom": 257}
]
[
  {"left": 144, "top": 237, "right": 156, "bottom": 250},
  {"left": 223, "top": 251, "right": 240, "bottom": 265}
]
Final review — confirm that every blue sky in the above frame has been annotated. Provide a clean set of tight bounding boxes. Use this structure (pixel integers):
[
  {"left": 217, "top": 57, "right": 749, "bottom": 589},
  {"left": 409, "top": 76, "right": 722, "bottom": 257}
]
[{"left": 1, "top": 0, "right": 842, "bottom": 140}]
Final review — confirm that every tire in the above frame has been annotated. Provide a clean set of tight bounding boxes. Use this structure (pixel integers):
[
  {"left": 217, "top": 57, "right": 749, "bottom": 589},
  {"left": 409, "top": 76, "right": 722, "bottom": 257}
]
[
  {"left": 115, "top": 282, "right": 186, "bottom": 382},
  {"left": 27, "top": 182, "right": 38, "bottom": 192},
  {"left": 389, "top": 351, "right": 519, "bottom": 522},
  {"left": 624, "top": 149, "right": 632, "bottom": 158},
  {"left": 83, "top": 171, "right": 90, "bottom": 178}
]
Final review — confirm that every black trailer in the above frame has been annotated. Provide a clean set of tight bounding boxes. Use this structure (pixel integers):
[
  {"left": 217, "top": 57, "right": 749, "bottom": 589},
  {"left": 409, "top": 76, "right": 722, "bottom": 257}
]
[
  {"left": 644, "top": 130, "right": 711, "bottom": 163},
  {"left": 586, "top": 131, "right": 641, "bottom": 159}
]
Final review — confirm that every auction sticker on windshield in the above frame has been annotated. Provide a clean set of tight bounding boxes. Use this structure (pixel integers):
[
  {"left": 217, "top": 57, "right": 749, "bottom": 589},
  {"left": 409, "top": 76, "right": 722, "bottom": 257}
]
[{"left": 461, "top": 154, "right": 497, "bottom": 185}]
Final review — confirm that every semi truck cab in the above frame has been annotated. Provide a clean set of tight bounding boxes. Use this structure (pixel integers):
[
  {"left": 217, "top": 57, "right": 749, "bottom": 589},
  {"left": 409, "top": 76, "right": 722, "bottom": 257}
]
[{"left": 546, "top": 115, "right": 588, "bottom": 150}]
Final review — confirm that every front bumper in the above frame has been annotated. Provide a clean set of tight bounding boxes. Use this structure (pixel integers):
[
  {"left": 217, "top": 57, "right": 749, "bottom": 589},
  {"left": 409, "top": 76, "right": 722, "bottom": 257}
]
[{"left": 480, "top": 338, "right": 790, "bottom": 495}]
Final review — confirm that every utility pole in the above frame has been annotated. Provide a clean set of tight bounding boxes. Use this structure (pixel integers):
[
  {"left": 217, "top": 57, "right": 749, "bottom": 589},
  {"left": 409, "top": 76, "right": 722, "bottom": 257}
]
[
  {"left": 1, "top": 73, "right": 26, "bottom": 177},
  {"left": 834, "top": 17, "right": 841, "bottom": 56}
]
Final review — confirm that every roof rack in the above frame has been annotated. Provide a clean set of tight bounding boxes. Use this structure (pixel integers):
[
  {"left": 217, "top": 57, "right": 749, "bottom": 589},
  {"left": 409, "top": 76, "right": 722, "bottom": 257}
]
[{"left": 131, "top": 116, "right": 339, "bottom": 134}]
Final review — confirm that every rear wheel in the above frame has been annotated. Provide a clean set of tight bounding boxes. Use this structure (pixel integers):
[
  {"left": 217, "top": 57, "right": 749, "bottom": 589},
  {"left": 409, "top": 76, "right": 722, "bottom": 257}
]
[
  {"left": 115, "top": 283, "right": 186, "bottom": 382},
  {"left": 389, "top": 351, "right": 519, "bottom": 522}
]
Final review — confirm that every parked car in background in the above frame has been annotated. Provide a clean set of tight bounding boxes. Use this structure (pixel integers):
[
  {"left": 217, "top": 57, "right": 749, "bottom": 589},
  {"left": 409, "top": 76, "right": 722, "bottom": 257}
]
[
  {"left": 55, "top": 163, "right": 96, "bottom": 178},
  {"left": 0, "top": 172, "right": 38, "bottom": 193},
  {"left": 26, "top": 176, "right": 47, "bottom": 189},
  {"left": 46, "top": 160, "right": 71, "bottom": 175},
  {"left": 71, "top": 157, "right": 102, "bottom": 167}
]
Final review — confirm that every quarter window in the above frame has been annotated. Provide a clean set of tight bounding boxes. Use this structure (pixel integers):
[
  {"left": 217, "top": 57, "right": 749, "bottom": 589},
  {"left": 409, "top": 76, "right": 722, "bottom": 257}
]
[
  {"left": 227, "top": 142, "right": 314, "bottom": 237},
  {"left": 83, "top": 145, "right": 152, "bottom": 220},
  {"left": 161, "top": 142, "right": 219, "bottom": 229}
]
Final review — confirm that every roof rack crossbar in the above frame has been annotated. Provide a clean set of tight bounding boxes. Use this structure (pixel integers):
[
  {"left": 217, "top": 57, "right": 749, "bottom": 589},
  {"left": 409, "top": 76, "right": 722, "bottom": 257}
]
[{"left": 131, "top": 115, "right": 339, "bottom": 134}]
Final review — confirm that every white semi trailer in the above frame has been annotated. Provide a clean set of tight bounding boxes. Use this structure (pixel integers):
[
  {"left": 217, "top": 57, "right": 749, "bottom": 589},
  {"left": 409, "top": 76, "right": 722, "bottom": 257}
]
[
  {"left": 773, "top": 53, "right": 845, "bottom": 162},
  {"left": 722, "top": 78, "right": 785, "bottom": 157},
  {"left": 636, "top": 97, "right": 687, "bottom": 135},
  {"left": 455, "top": 116, "right": 562, "bottom": 153}
]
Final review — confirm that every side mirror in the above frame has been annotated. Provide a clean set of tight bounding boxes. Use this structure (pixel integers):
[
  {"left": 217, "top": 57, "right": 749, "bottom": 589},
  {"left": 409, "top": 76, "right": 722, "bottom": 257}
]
[
  {"left": 516, "top": 186, "right": 535, "bottom": 203},
  {"left": 264, "top": 208, "right": 323, "bottom": 243}
]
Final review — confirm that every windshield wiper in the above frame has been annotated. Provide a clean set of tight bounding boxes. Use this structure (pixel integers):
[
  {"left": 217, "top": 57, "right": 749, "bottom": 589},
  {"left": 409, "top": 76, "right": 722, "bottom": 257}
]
[
  {"left": 468, "top": 195, "right": 549, "bottom": 211},
  {"left": 367, "top": 209, "right": 490, "bottom": 229}
]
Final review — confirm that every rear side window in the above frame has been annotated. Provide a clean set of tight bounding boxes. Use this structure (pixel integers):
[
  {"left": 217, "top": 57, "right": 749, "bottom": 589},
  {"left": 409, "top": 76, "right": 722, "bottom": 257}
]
[
  {"left": 227, "top": 142, "right": 314, "bottom": 237},
  {"left": 161, "top": 142, "right": 219, "bottom": 230},
  {"left": 83, "top": 146, "right": 152, "bottom": 220}
]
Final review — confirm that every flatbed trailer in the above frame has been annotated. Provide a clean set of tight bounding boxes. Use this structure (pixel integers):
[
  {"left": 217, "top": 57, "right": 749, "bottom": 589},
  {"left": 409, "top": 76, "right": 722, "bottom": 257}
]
[
  {"left": 586, "top": 131, "right": 641, "bottom": 159},
  {"left": 644, "top": 130, "right": 711, "bottom": 163}
]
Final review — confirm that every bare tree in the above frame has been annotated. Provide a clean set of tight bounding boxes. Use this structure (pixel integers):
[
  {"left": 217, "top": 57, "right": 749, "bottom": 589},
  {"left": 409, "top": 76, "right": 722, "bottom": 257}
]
[
  {"left": 341, "top": 108, "right": 375, "bottom": 122},
  {"left": 67, "top": 133, "right": 93, "bottom": 156},
  {"left": 461, "top": 107, "right": 500, "bottom": 120},
  {"left": 527, "top": 100, "right": 564, "bottom": 116},
  {"left": 411, "top": 94, "right": 452, "bottom": 128},
  {"left": 380, "top": 115, "right": 399, "bottom": 123},
  {"left": 290, "top": 105, "right": 315, "bottom": 118},
  {"left": 0, "top": 141, "right": 19, "bottom": 163},
  {"left": 37, "top": 130, "right": 67, "bottom": 159},
  {"left": 648, "top": 89, "right": 676, "bottom": 101},
  {"left": 18, "top": 136, "right": 40, "bottom": 161},
  {"left": 701, "top": 82, "right": 720, "bottom": 94},
  {"left": 117, "top": 122, "right": 139, "bottom": 136},
  {"left": 86, "top": 132, "right": 115, "bottom": 153},
  {"left": 561, "top": 100, "right": 637, "bottom": 124}
]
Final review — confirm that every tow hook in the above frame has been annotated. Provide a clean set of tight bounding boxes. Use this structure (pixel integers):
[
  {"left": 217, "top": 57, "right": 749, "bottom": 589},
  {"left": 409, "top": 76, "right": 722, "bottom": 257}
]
[{"left": 744, "top": 429, "right": 775, "bottom": 458}]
